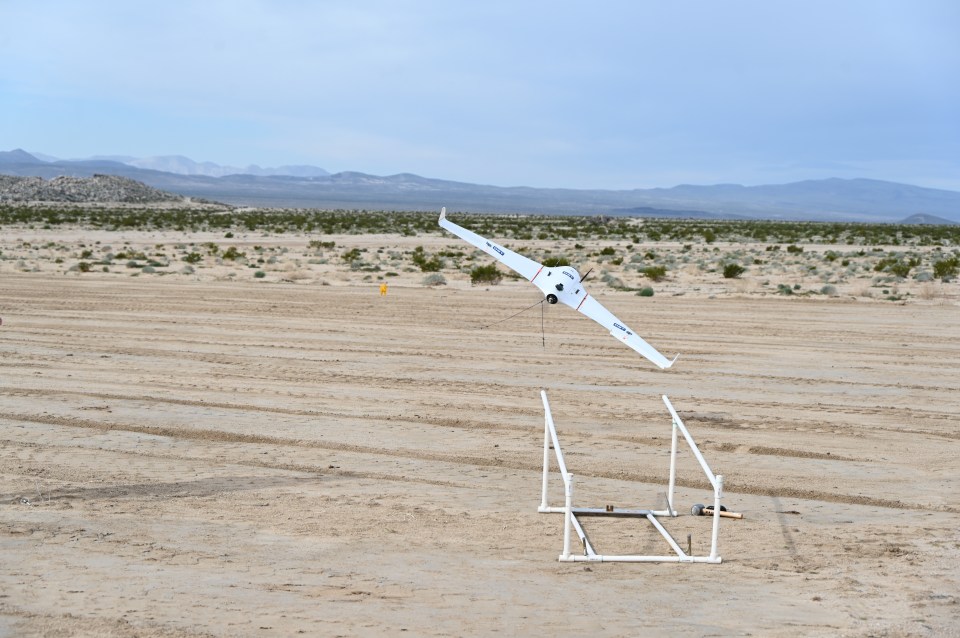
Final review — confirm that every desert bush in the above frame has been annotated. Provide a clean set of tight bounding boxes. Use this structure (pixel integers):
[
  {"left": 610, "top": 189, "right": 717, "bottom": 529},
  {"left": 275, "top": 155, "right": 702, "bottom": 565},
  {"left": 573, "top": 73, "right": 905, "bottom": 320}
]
[
  {"left": 642, "top": 265, "right": 667, "bottom": 281},
  {"left": 722, "top": 263, "right": 745, "bottom": 278},
  {"left": 412, "top": 246, "right": 443, "bottom": 272},
  {"left": 637, "top": 286, "right": 654, "bottom": 297},
  {"left": 874, "top": 257, "right": 913, "bottom": 278},
  {"left": 820, "top": 284, "right": 838, "bottom": 296},
  {"left": 470, "top": 264, "right": 502, "bottom": 285},
  {"left": 933, "top": 256, "right": 959, "bottom": 279},
  {"left": 222, "top": 246, "right": 244, "bottom": 261},
  {"left": 601, "top": 273, "right": 625, "bottom": 289},
  {"left": 422, "top": 273, "right": 447, "bottom": 286},
  {"left": 254, "top": 270, "right": 266, "bottom": 278}
]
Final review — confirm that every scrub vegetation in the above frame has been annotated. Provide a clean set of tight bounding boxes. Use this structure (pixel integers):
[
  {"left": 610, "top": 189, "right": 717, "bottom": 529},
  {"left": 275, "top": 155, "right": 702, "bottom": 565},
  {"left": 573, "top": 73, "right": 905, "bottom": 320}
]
[{"left": 2, "top": 204, "right": 958, "bottom": 300}]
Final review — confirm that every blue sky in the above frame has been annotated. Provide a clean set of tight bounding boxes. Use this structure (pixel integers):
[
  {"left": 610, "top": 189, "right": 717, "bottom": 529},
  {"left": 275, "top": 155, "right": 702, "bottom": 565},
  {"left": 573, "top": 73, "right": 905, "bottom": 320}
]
[{"left": 2, "top": 1, "right": 958, "bottom": 190}]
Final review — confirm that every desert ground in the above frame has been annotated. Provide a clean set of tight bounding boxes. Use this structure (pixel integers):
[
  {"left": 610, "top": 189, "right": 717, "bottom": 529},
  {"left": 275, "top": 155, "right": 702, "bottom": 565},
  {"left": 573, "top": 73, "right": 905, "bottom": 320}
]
[{"left": 1, "top": 223, "right": 959, "bottom": 637}]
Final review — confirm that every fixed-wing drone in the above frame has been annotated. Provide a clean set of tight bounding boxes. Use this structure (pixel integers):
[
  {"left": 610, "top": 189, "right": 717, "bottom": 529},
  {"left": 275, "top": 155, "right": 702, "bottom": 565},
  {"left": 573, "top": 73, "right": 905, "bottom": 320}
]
[{"left": 438, "top": 209, "right": 678, "bottom": 370}]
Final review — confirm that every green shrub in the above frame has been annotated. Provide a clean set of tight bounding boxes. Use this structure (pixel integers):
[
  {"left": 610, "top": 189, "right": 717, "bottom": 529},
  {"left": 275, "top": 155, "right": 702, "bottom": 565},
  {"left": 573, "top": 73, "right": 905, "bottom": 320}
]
[
  {"left": 875, "top": 257, "right": 912, "bottom": 278},
  {"left": 222, "top": 246, "right": 244, "bottom": 261},
  {"left": 254, "top": 270, "right": 266, "bottom": 278},
  {"left": 642, "top": 265, "right": 667, "bottom": 281},
  {"left": 637, "top": 286, "right": 654, "bottom": 297},
  {"left": 412, "top": 246, "right": 443, "bottom": 272},
  {"left": 470, "top": 264, "right": 502, "bottom": 285},
  {"left": 542, "top": 256, "right": 570, "bottom": 267},
  {"left": 183, "top": 252, "right": 202, "bottom": 264},
  {"left": 933, "top": 257, "right": 959, "bottom": 279},
  {"left": 722, "top": 263, "right": 745, "bottom": 278},
  {"left": 889, "top": 262, "right": 912, "bottom": 278}
]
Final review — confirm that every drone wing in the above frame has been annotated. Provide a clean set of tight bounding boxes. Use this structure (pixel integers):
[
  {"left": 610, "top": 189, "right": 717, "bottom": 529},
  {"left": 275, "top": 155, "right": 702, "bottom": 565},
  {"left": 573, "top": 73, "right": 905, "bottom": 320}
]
[
  {"left": 438, "top": 208, "right": 543, "bottom": 281},
  {"left": 576, "top": 295, "right": 678, "bottom": 370}
]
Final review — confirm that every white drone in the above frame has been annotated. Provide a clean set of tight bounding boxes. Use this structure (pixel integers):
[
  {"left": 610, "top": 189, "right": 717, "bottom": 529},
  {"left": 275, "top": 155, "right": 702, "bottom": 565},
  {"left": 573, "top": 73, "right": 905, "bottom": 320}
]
[{"left": 439, "top": 209, "right": 678, "bottom": 370}]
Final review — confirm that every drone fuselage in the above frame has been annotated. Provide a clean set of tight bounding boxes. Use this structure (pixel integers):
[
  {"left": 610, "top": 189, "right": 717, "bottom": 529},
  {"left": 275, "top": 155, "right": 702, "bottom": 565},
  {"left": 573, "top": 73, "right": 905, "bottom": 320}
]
[{"left": 533, "top": 266, "right": 588, "bottom": 311}]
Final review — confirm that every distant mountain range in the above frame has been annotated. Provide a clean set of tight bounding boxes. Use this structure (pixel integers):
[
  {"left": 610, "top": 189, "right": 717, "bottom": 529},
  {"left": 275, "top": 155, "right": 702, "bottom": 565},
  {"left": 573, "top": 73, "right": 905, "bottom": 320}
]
[
  {"left": 1, "top": 148, "right": 958, "bottom": 223},
  {"left": 31, "top": 151, "right": 331, "bottom": 179}
]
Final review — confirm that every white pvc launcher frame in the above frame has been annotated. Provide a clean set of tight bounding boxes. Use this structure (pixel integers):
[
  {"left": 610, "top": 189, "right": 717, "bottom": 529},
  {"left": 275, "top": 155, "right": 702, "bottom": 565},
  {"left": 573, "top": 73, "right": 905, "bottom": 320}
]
[{"left": 538, "top": 390, "right": 725, "bottom": 564}]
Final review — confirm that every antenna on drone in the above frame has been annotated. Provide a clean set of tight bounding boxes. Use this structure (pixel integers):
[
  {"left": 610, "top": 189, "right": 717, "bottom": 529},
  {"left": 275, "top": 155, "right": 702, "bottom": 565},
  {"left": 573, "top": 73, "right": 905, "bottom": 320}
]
[
  {"left": 541, "top": 300, "right": 546, "bottom": 348},
  {"left": 579, "top": 267, "right": 593, "bottom": 283}
]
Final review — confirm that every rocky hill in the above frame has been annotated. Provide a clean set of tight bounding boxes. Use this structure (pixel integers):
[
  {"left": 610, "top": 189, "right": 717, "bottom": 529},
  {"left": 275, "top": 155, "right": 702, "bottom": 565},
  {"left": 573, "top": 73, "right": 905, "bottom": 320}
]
[{"left": 0, "top": 174, "right": 188, "bottom": 204}]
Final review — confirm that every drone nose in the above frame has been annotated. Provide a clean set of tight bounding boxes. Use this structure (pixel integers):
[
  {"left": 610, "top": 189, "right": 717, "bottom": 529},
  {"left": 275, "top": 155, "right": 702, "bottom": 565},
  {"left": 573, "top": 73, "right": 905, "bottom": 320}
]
[{"left": 555, "top": 283, "right": 564, "bottom": 292}]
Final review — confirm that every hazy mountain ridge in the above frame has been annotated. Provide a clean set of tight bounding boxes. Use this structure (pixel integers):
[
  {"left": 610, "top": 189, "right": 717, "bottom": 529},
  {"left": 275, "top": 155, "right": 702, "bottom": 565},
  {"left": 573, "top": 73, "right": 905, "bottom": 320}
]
[
  {"left": 1, "top": 149, "right": 958, "bottom": 223},
  {"left": 22, "top": 150, "right": 331, "bottom": 179}
]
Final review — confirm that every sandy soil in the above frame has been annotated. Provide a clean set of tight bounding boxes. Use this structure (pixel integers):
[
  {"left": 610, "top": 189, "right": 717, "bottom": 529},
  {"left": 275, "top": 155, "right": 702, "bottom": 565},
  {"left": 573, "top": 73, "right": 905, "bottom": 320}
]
[{"left": 1, "top": 230, "right": 959, "bottom": 637}]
